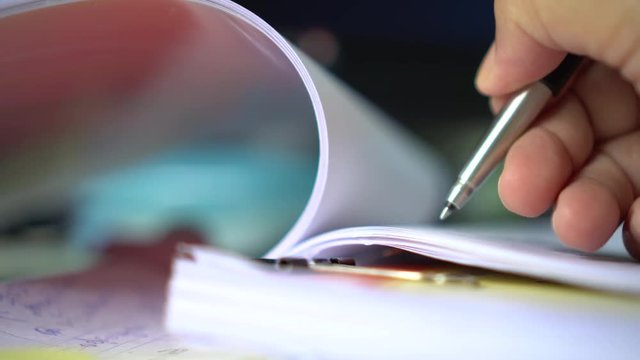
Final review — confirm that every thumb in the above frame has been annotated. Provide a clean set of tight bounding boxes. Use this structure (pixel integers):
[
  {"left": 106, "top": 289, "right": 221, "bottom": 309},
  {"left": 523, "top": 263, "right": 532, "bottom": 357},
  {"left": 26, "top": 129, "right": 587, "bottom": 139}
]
[{"left": 476, "top": 0, "right": 640, "bottom": 96}]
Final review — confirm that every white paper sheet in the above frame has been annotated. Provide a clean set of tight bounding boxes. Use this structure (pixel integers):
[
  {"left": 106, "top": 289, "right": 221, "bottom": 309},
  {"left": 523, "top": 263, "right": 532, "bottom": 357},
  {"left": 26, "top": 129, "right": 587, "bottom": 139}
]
[
  {"left": 0, "top": 267, "right": 174, "bottom": 358},
  {"left": 167, "top": 246, "right": 640, "bottom": 360},
  {"left": 0, "top": 260, "right": 276, "bottom": 359},
  {"left": 284, "top": 225, "right": 640, "bottom": 294}
]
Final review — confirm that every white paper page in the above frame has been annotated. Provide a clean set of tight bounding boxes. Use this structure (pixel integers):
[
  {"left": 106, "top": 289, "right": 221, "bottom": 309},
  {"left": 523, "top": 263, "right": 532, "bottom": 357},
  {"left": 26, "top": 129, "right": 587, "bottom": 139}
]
[
  {"left": 182, "top": 0, "right": 450, "bottom": 256},
  {"left": 166, "top": 247, "right": 640, "bottom": 360},
  {"left": 0, "top": 260, "right": 275, "bottom": 359},
  {"left": 266, "top": 51, "right": 448, "bottom": 257},
  {"left": 284, "top": 225, "right": 640, "bottom": 294}
]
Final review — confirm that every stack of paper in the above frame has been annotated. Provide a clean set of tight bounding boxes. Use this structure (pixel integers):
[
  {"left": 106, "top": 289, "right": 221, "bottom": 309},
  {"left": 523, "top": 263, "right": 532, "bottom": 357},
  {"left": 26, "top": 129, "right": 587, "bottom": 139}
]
[{"left": 166, "top": 246, "right": 640, "bottom": 359}]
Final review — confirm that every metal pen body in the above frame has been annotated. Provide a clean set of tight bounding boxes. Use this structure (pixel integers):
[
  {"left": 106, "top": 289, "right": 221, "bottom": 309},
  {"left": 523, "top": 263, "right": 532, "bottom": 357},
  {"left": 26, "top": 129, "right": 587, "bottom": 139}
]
[{"left": 443, "top": 82, "right": 553, "bottom": 214}]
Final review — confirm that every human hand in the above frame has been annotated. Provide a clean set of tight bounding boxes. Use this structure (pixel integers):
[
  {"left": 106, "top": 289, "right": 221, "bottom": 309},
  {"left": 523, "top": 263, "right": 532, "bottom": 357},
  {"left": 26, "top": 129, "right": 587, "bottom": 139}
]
[{"left": 475, "top": 0, "right": 640, "bottom": 258}]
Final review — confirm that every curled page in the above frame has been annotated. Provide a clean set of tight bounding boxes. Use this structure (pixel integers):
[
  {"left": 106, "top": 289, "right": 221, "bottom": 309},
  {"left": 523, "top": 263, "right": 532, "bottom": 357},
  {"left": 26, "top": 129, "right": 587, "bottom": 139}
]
[
  {"left": 285, "top": 225, "right": 640, "bottom": 294},
  {"left": 0, "top": 0, "right": 447, "bottom": 256}
]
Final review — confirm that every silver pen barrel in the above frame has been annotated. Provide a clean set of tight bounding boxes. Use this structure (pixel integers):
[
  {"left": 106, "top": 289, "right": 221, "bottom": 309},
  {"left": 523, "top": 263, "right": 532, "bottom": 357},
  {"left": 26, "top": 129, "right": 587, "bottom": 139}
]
[
  {"left": 439, "top": 54, "right": 586, "bottom": 220},
  {"left": 443, "top": 82, "right": 553, "bottom": 216}
]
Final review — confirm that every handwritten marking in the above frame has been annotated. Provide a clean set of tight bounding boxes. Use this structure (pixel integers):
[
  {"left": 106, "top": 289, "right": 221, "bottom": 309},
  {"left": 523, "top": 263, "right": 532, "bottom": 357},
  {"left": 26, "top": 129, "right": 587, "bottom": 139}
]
[
  {"left": 35, "top": 327, "right": 63, "bottom": 336},
  {"left": 158, "top": 347, "right": 189, "bottom": 355},
  {"left": 0, "top": 329, "right": 48, "bottom": 345},
  {"left": 0, "top": 262, "right": 188, "bottom": 357},
  {"left": 76, "top": 326, "right": 149, "bottom": 348},
  {"left": 108, "top": 334, "right": 169, "bottom": 356}
]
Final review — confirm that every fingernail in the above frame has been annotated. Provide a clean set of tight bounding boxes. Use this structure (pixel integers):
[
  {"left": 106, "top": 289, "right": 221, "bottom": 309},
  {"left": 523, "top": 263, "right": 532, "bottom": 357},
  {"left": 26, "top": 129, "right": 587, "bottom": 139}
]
[
  {"left": 475, "top": 42, "right": 496, "bottom": 94},
  {"left": 489, "top": 97, "right": 505, "bottom": 115}
]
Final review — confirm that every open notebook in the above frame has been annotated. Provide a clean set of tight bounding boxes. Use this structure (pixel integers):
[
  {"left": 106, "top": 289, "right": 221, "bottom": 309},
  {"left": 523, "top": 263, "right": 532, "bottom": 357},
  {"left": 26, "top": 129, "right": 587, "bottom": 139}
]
[
  {"left": 2, "top": 1, "right": 640, "bottom": 293},
  {"left": 3, "top": 0, "right": 640, "bottom": 358}
]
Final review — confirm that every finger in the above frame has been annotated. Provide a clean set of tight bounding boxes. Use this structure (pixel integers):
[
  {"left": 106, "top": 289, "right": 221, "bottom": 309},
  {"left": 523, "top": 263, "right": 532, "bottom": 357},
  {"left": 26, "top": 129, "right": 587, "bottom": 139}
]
[
  {"left": 552, "top": 173, "right": 621, "bottom": 252},
  {"left": 476, "top": 0, "right": 640, "bottom": 96},
  {"left": 600, "top": 130, "right": 640, "bottom": 196},
  {"left": 499, "top": 93, "right": 594, "bottom": 217},
  {"left": 552, "top": 131, "right": 639, "bottom": 251},
  {"left": 623, "top": 198, "right": 640, "bottom": 260},
  {"left": 476, "top": 35, "right": 564, "bottom": 96},
  {"left": 573, "top": 63, "right": 640, "bottom": 142}
]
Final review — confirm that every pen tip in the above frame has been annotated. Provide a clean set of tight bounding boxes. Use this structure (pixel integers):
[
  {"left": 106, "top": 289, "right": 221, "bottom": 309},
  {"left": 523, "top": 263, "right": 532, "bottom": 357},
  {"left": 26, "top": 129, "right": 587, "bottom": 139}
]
[{"left": 439, "top": 204, "right": 455, "bottom": 221}]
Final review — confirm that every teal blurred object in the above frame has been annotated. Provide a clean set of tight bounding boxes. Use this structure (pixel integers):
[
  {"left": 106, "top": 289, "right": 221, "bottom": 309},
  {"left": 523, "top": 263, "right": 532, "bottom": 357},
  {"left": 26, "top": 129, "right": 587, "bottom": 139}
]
[{"left": 71, "top": 145, "right": 317, "bottom": 257}]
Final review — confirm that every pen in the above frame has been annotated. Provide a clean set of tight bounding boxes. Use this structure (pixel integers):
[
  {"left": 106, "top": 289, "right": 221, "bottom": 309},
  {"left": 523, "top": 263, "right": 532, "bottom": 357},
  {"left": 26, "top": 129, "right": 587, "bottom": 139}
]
[{"left": 440, "top": 54, "right": 587, "bottom": 220}]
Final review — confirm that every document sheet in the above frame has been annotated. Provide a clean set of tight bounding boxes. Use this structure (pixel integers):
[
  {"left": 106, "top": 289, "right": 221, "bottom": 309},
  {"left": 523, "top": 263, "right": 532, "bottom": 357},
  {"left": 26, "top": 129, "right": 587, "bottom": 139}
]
[
  {"left": 167, "top": 246, "right": 640, "bottom": 360},
  {"left": 0, "top": 257, "right": 270, "bottom": 359}
]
